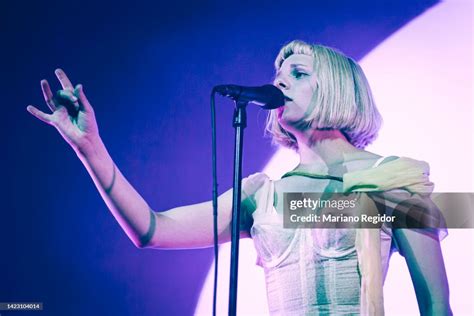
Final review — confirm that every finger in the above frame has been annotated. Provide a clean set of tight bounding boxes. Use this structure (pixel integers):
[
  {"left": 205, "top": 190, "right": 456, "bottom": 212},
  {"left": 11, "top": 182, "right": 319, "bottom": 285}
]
[
  {"left": 74, "top": 84, "right": 93, "bottom": 113},
  {"left": 27, "top": 105, "right": 54, "bottom": 125},
  {"left": 55, "top": 68, "right": 74, "bottom": 91},
  {"left": 41, "top": 79, "right": 56, "bottom": 112},
  {"left": 57, "top": 90, "right": 79, "bottom": 111}
]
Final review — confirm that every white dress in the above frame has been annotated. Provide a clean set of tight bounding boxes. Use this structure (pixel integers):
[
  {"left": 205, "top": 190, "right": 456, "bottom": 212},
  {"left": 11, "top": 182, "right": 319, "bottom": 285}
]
[{"left": 248, "top": 176, "right": 397, "bottom": 315}]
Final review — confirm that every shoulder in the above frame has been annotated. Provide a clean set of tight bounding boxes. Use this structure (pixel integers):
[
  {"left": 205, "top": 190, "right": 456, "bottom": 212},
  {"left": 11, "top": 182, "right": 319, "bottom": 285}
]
[
  {"left": 371, "top": 155, "right": 431, "bottom": 175},
  {"left": 243, "top": 172, "right": 270, "bottom": 186},
  {"left": 347, "top": 152, "right": 430, "bottom": 172},
  {"left": 337, "top": 150, "right": 388, "bottom": 173},
  {"left": 242, "top": 172, "right": 271, "bottom": 199},
  {"left": 343, "top": 154, "right": 433, "bottom": 193}
]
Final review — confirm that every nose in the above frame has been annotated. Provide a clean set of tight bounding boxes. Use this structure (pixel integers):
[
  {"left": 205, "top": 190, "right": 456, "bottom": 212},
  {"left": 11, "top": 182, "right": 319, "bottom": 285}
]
[{"left": 275, "top": 77, "right": 290, "bottom": 90}]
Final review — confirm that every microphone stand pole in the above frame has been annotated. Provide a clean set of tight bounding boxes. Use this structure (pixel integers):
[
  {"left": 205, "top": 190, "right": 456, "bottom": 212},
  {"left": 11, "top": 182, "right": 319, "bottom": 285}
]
[{"left": 228, "top": 99, "right": 247, "bottom": 316}]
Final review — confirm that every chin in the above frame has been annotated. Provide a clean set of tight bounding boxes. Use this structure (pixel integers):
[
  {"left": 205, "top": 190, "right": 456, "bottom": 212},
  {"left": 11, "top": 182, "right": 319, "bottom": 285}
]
[{"left": 279, "top": 110, "right": 304, "bottom": 125}]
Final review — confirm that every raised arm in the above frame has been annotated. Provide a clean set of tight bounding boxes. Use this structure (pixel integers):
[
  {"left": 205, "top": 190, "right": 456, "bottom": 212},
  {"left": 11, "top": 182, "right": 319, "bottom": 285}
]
[
  {"left": 393, "top": 228, "right": 452, "bottom": 316},
  {"left": 27, "top": 69, "right": 266, "bottom": 249}
]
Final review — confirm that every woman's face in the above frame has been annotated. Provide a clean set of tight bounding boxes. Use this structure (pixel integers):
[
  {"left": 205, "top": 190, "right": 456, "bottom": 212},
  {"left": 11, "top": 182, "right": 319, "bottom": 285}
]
[{"left": 273, "top": 54, "right": 318, "bottom": 129}]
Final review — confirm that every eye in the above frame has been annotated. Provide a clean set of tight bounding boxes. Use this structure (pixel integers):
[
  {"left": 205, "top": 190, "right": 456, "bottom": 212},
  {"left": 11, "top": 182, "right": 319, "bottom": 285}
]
[{"left": 291, "top": 69, "right": 309, "bottom": 79}]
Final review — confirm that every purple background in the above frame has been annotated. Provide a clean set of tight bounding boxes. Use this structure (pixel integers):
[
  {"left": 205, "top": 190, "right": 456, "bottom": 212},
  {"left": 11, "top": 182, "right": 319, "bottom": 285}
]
[{"left": 1, "top": 0, "right": 437, "bottom": 315}]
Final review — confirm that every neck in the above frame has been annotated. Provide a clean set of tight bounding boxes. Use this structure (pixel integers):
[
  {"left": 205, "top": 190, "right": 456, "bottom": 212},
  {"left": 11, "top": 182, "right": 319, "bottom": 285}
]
[{"left": 293, "top": 129, "right": 361, "bottom": 173}]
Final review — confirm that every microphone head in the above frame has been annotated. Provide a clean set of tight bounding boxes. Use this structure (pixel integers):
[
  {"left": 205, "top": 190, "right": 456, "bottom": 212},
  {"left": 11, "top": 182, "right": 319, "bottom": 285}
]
[
  {"left": 258, "top": 84, "right": 285, "bottom": 109},
  {"left": 213, "top": 84, "right": 285, "bottom": 110}
]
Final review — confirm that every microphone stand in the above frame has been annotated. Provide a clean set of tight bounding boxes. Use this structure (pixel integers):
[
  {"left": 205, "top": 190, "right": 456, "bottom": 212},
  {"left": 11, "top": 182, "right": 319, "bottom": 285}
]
[{"left": 228, "top": 99, "right": 247, "bottom": 316}]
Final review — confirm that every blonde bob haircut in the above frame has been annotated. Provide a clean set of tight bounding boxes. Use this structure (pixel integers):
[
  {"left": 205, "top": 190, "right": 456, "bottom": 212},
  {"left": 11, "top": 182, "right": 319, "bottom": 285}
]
[{"left": 266, "top": 40, "right": 382, "bottom": 149}]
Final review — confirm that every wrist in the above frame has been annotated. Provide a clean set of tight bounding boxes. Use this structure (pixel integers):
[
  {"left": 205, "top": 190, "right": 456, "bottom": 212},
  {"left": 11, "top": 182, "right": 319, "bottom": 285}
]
[{"left": 74, "top": 134, "right": 106, "bottom": 160}]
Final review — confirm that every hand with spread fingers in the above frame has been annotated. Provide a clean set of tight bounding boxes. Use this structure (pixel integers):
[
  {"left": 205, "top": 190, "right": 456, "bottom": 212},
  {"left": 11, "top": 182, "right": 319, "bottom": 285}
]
[{"left": 27, "top": 68, "right": 100, "bottom": 155}]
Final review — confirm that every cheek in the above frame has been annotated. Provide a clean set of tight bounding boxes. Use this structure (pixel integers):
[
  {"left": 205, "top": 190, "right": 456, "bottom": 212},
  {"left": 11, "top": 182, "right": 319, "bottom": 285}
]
[
  {"left": 298, "top": 77, "right": 318, "bottom": 99},
  {"left": 295, "top": 78, "right": 315, "bottom": 92},
  {"left": 305, "top": 80, "right": 318, "bottom": 96},
  {"left": 293, "top": 85, "right": 315, "bottom": 106}
]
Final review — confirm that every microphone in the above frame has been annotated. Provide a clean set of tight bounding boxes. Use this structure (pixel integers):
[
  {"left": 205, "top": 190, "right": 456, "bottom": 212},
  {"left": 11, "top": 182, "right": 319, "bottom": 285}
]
[{"left": 213, "top": 84, "right": 285, "bottom": 109}]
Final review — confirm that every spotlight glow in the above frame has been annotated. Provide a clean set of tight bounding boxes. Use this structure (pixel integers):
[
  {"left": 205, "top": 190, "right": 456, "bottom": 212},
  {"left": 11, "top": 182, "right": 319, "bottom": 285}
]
[{"left": 196, "top": 0, "right": 473, "bottom": 314}]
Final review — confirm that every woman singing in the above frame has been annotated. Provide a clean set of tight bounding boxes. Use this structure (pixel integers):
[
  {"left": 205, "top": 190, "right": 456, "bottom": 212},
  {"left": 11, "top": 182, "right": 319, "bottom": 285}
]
[{"left": 27, "top": 40, "right": 451, "bottom": 315}]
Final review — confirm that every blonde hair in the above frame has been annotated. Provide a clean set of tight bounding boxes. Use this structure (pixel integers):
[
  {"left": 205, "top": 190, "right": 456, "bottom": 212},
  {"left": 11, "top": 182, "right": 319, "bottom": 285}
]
[{"left": 266, "top": 40, "right": 382, "bottom": 149}]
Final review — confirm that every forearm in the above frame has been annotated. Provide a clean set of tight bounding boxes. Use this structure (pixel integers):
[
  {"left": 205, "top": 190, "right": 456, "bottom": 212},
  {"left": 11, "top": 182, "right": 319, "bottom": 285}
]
[
  {"left": 415, "top": 279, "right": 452, "bottom": 316},
  {"left": 76, "top": 137, "right": 153, "bottom": 248},
  {"left": 419, "top": 301, "right": 452, "bottom": 316},
  {"left": 394, "top": 228, "right": 452, "bottom": 316}
]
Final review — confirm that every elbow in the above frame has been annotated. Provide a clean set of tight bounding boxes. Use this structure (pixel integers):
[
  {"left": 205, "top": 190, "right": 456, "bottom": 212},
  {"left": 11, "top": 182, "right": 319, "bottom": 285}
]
[
  {"left": 131, "top": 235, "right": 154, "bottom": 249},
  {"left": 132, "top": 236, "right": 157, "bottom": 249},
  {"left": 132, "top": 223, "right": 157, "bottom": 249},
  {"left": 133, "top": 239, "right": 155, "bottom": 249},
  {"left": 125, "top": 230, "right": 148, "bottom": 249},
  {"left": 133, "top": 239, "right": 146, "bottom": 249},
  {"left": 134, "top": 209, "right": 157, "bottom": 249}
]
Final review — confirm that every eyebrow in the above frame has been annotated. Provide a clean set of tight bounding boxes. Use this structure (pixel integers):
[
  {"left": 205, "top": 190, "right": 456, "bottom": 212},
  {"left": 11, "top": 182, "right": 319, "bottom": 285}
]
[
  {"left": 289, "top": 63, "right": 311, "bottom": 68},
  {"left": 275, "top": 63, "right": 312, "bottom": 78}
]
